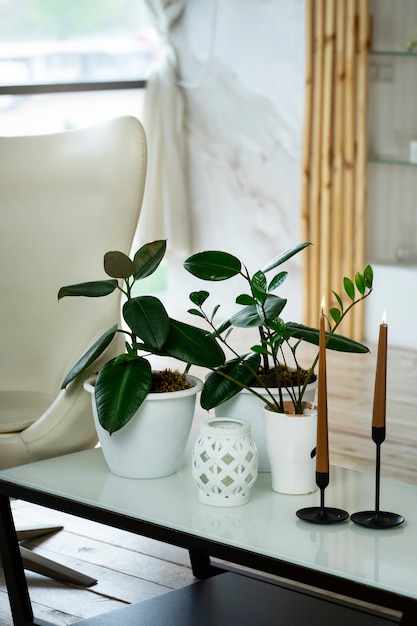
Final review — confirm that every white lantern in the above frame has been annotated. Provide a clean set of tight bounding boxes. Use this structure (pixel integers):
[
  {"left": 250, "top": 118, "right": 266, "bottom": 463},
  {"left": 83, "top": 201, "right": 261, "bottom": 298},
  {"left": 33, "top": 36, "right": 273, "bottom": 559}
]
[{"left": 192, "top": 418, "right": 258, "bottom": 507}]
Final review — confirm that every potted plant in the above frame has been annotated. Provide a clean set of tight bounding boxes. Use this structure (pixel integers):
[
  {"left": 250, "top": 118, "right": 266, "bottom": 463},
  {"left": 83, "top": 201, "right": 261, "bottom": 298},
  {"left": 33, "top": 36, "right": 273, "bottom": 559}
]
[
  {"left": 58, "top": 240, "right": 225, "bottom": 479},
  {"left": 183, "top": 242, "right": 374, "bottom": 484}
]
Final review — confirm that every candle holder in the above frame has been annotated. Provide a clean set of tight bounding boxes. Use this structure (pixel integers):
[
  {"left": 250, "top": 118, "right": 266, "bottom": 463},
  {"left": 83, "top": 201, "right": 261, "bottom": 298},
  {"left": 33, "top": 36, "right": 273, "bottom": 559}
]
[
  {"left": 296, "top": 472, "right": 349, "bottom": 525},
  {"left": 350, "top": 427, "right": 404, "bottom": 529}
]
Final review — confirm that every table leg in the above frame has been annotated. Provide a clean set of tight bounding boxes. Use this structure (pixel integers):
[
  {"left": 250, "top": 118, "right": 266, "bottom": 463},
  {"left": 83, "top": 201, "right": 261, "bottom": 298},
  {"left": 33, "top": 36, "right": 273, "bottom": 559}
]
[
  {"left": 0, "top": 495, "right": 35, "bottom": 625},
  {"left": 399, "top": 603, "right": 417, "bottom": 625},
  {"left": 188, "top": 551, "right": 224, "bottom": 579}
]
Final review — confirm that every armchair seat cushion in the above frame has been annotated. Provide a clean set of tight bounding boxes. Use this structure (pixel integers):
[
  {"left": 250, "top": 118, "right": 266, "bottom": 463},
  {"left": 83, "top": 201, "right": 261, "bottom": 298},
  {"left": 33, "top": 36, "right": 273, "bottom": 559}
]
[{"left": 0, "top": 391, "right": 53, "bottom": 433}]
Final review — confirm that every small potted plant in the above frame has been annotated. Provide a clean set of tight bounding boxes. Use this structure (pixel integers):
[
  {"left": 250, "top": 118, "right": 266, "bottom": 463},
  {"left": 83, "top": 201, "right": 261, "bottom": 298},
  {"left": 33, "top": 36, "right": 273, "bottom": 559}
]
[
  {"left": 184, "top": 242, "right": 373, "bottom": 485},
  {"left": 58, "top": 240, "right": 225, "bottom": 479}
]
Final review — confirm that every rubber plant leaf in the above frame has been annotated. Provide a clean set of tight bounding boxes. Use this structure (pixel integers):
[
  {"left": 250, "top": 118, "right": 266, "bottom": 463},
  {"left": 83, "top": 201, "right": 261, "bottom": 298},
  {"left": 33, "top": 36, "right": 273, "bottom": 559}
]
[
  {"left": 261, "top": 242, "right": 311, "bottom": 273},
  {"left": 200, "top": 352, "right": 261, "bottom": 410},
  {"left": 133, "top": 239, "right": 167, "bottom": 280},
  {"left": 123, "top": 295, "right": 170, "bottom": 350},
  {"left": 95, "top": 357, "right": 152, "bottom": 435},
  {"left": 58, "top": 280, "right": 118, "bottom": 299},
  {"left": 104, "top": 251, "right": 136, "bottom": 279},
  {"left": 61, "top": 324, "right": 118, "bottom": 388},
  {"left": 184, "top": 250, "right": 241, "bottom": 280},
  {"left": 285, "top": 322, "right": 370, "bottom": 353},
  {"left": 160, "top": 319, "right": 225, "bottom": 367},
  {"left": 230, "top": 294, "right": 287, "bottom": 328}
]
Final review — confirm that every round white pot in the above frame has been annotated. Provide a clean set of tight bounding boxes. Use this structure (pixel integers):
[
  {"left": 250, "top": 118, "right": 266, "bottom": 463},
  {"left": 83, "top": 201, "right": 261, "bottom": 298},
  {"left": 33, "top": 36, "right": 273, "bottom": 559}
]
[
  {"left": 192, "top": 418, "right": 258, "bottom": 507},
  {"left": 214, "top": 380, "right": 317, "bottom": 472},
  {"left": 84, "top": 374, "right": 203, "bottom": 479},
  {"left": 263, "top": 403, "right": 317, "bottom": 495}
]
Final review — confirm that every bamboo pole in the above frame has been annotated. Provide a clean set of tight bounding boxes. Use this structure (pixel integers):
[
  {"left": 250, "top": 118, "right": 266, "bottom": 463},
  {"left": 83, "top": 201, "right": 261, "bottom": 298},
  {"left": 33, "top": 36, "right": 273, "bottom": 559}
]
[
  {"left": 320, "top": 0, "right": 336, "bottom": 315},
  {"left": 301, "top": 0, "right": 314, "bottom": 325},
  {"left": 342, "top": 0, "right": 357, "bottom": 338},
  {"left": 352, "top": 0, "right": 369, "bottom": 340},
  {"left": 331, "top": 0, "right": 346, "bottom": 306},
  {"left": 308, "top": 0, "right": 325, "bottom": 326}
]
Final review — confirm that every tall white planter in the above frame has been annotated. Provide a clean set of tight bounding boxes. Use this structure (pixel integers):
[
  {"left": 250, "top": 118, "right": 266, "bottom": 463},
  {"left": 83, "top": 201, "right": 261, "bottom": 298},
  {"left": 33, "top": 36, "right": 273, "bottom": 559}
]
[
  {"left": 84, "top": 375, "right": 203, "bottom": 479},
  {"left": 263, "top": 404, "right": 317, "bottom": 495},
  {"left": 214, "top": 381, "right": 317, "bottom": 472}
]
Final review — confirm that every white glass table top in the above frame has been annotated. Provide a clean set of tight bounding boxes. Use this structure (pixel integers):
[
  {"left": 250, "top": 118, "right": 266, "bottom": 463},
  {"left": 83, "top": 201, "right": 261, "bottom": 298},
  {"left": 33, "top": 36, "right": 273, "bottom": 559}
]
[{"left": 0, "top": 445, "right": 416, "bottom": 603}]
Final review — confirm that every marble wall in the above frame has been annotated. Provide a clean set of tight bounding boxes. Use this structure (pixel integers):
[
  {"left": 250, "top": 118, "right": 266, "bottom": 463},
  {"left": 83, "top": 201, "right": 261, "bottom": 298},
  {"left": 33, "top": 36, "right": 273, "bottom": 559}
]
[{"left": 168, "top": 0, "right": 307, "bottom": 322}]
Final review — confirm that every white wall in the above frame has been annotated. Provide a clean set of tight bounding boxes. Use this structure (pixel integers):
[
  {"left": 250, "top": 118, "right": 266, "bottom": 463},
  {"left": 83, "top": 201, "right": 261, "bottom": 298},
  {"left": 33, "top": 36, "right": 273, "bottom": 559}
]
[{"left": 168, "top": 0, "right": 307, "bottom": 323}]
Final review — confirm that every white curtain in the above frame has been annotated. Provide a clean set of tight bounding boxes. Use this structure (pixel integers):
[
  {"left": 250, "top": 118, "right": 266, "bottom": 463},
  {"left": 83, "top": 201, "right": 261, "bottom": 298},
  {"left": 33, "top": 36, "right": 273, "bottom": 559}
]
[{"left": 138, "top": 0, "right": 191, "bottom": 259}]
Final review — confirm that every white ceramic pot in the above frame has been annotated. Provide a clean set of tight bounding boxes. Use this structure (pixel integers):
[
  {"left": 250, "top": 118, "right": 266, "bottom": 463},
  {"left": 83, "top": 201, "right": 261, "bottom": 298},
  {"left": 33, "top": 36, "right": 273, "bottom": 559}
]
[
  {"left": 192, "top": 418, "right": 258, "bottom": 507},
  {"left": 263, "top": 403, "right": 317, "bottom": 495},
  {"left": 84, "top": 374, "right": 203, "bottom": 479},
  {"left": 214, "top": 380, "right": 317, "bottom": 472}
]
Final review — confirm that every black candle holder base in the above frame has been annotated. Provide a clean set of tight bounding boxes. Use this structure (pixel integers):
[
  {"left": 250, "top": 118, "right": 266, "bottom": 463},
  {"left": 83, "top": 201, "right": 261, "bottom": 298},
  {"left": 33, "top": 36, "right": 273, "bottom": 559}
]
[
  {"left": 350, "top": 510, "right": 404, "bottom": 529},
  {"left": 296, "top": 506, "right": 349, "bottom": 525},
  {"left": 351, "top": 429, "right": 405, "bottom": 529}
]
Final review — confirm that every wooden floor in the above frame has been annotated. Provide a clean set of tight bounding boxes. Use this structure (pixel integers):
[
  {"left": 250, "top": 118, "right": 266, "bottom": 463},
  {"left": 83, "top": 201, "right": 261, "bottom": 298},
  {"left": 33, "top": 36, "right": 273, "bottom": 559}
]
[{"left": 1, "top": 342, "right": 417, "bottom": 624}]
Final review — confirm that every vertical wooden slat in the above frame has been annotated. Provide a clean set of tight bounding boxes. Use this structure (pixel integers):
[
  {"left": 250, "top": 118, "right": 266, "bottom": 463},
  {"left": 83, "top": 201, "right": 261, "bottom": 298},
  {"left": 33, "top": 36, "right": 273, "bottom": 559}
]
[
  {"left": 353, "top": 0, "right": 369, "bottom": 339},
  {"left": 331, "top": 0, "right": 346, "bottom": 304},
  {"left": 320, "top": 0, "right": 336, "bottom": 314},
  {"left": 342, "top": 0, "right": 357, "bottom": 337},
  {"left": 308, "top": 0, "right": 325, "bottom": 326},
  {"left": 301, "top": 0, "right": 315, "bottom": 325}
]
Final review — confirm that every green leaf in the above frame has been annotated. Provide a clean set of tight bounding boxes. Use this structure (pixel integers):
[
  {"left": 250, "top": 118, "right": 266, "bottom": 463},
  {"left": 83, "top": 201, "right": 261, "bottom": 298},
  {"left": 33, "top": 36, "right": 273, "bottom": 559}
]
[
  {"left": 211, "top": 304, "right": 221, "bottom": 320},
  {"left": 123, "top": 296, "right": 170, "bottom": 349},
  {"left": 95, "top": 357, "right": 152, "bottom": 434},
  {"left": 268, "top": 271, "right": 288, "bottom": 291},
  {"left": 133, "top": 240, "right": 167, "bottom": 280},
  {"left": 332, "top": 290, "right": 344, "bottom": 311},
  {"left": 261, "top": 242, "right": 311, "bottom": 273},
  {"left": 61, "top": 325, "right": 118, "bottom": 388},
  {"left": 216, "top": 317, "right": 232, "bottom": 335},
  {"left": 161, "top": 319, "right": 225, "bottom": 367},
  {"left": 330, "top": 307, "right": 341, "bottom": 324},
  {"left": 355, "top": 272, "right": 366, "bottom": 295},
  {"left": 364, "top": 265, "right": 374, "bottom": 289},
  {"left": 236, "top": 294, "right": 256, "bottom": 305},
  {"left": 183, "top": 250, "right": 241, "bottom": 280},
  {"left": 58, "top": 280, "right": 118, "bottom": 299},
  {"left": 230, "top": 294, "right": 287, "bottom": 328},
  {"left": 251, "top": 345, "right": 269, "bottom": 355},
  {"left": 104, "top": 251, "right": 135, "bottom": 279},
  {"left": 187, "top": 308, "right": 206, "bottom": 319},
  {"left": 267, "top": 316, "right": 286, "bottom": 333},
  {"left": 343, "top": 277, "right": 355, "bottom": 300},
  {"left": 189, "top": 290, "right": 209, "bottom": 306},
  {"left": 251, "top": 271, "right": 267, "bottom": 303},
  {"left": 200, "top": 353, "right": 261, "bottom": 410},
  {"left": 285, "top": 322, "right": 370, "bottom": 353}
]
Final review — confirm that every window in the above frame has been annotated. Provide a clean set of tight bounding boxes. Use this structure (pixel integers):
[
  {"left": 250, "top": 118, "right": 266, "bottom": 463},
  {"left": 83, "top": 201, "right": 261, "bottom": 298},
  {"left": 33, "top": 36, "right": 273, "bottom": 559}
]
[{"left": 0, "top": 1, "right": 162, "bottom": 135}]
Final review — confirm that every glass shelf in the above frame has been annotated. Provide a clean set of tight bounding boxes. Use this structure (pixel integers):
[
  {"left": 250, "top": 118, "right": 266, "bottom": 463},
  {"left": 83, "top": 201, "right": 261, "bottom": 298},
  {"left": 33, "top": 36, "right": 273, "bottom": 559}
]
[
  {"left": 368, "top": 155, "right": 417, "bottom": 167},
  {"left": 369, "top": 49, "right": 417, "bottom": 57}
]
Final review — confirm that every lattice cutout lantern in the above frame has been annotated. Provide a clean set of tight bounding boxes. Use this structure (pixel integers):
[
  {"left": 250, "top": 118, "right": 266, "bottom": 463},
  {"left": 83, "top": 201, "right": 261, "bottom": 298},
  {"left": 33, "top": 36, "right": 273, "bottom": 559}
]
[{"left": 192, "top": 418, "right": 258, "bottom": 507}]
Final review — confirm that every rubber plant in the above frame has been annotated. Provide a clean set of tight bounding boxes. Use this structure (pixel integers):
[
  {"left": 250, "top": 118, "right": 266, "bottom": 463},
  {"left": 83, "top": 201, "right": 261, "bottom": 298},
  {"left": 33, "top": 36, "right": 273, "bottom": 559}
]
[
  {"left": 183, "top": 242, "right": 374, "bottom": 414},
  {"left": 58, "top": 240, "right": 225, "bottom": 434}
]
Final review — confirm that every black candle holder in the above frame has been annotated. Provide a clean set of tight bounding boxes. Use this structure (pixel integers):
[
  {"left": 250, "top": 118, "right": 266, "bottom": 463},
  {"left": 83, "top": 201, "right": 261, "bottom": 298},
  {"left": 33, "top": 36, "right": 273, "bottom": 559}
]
[
  {"left": 350, "top": 427, "right": 404, "bottom": 529},
  {"left": 296, "top": 472, "right": 349, "bottom": 525}
]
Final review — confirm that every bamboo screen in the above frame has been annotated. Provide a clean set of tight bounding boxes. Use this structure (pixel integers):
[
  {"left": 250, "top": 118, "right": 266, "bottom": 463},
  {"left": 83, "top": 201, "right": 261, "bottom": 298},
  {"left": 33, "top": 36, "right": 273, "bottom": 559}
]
[{"left": 301, "top": 0, "right": 370, "bottom": 340}]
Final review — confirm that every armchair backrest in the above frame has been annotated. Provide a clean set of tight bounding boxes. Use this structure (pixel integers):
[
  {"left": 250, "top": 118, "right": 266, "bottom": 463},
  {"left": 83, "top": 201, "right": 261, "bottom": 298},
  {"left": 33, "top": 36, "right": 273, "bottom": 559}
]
[{"left": 0, "top": 115, "right": 147, "bottom": 397}]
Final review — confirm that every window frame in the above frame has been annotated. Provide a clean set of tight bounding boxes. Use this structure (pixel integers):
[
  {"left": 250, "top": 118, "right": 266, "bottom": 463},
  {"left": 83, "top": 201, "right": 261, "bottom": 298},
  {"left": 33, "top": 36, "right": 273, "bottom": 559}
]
[{"left": 0, "top": 79, "right": 146, "bottom": 96}]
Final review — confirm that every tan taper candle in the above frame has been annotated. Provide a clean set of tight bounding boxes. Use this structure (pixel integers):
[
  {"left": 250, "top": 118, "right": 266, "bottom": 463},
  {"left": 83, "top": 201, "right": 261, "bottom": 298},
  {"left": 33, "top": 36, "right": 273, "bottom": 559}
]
[
  {"left": 372, "top": 318, "right": 388, "bottom": 429},
  {"left": 317, "top": 310, "right": 329, "bottom": 473}
]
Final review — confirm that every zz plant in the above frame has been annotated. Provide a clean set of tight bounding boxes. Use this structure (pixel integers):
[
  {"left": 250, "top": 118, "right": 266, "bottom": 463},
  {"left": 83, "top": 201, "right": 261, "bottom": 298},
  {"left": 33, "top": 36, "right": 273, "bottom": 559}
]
[
  {"left": 59, "top": 240, "right": 225, "bottom": 434},
  {"left": 184, "top": 242, "right": 373, "bottom": 414}
]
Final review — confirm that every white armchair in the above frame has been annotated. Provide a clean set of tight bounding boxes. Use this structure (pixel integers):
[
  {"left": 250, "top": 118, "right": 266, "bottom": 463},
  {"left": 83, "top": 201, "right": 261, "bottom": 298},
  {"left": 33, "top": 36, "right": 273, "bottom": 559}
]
[{"left": 0, "top": 115, "right": 147, "bottom": 584}]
